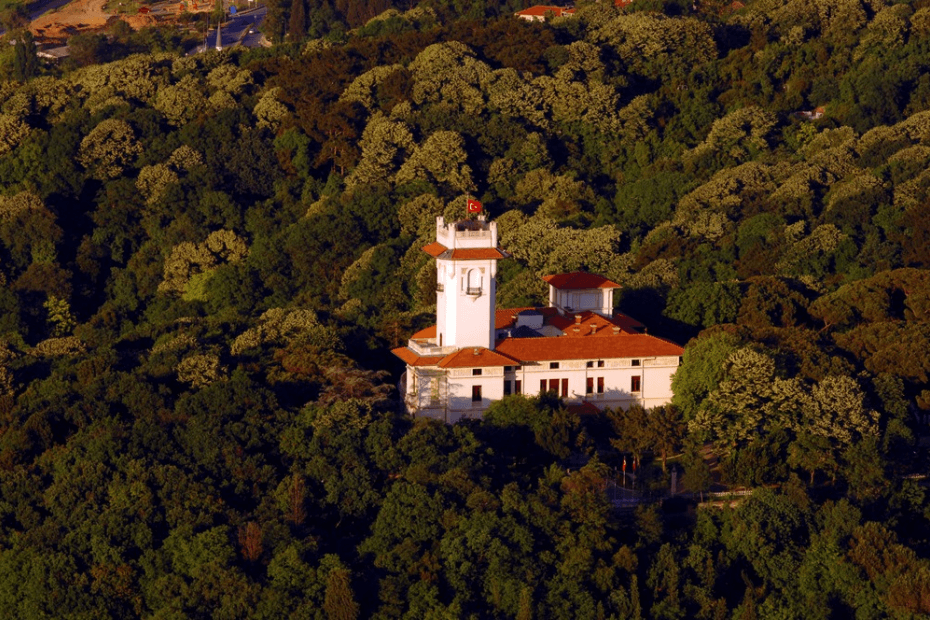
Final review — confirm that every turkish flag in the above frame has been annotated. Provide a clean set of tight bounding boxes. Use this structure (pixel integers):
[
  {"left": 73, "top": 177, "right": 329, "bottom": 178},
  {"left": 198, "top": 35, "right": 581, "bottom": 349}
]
[{"left": 467, "top": 199, "right": 482, "bottom": 213}]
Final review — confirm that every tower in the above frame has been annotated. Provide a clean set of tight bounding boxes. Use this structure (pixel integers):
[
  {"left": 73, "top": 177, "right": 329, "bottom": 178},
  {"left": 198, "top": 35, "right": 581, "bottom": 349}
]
[{"left": 422, "top": 216, "right": 508, "bottom": 350}]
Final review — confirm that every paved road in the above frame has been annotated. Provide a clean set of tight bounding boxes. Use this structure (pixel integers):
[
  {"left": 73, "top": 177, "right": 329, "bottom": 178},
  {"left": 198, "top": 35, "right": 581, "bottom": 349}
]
[
  {"left": 194, "top": 5, "right": 267, "bottom": 53},
  {"left": 29, "top": 0, "right": 74, "bottom": 20}
]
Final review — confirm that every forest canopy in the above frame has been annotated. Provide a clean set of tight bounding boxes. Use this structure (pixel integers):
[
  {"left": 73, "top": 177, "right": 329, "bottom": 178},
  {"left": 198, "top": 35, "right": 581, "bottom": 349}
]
[{"left": 0, "top": 0, "right": 930, "bottom": 616}]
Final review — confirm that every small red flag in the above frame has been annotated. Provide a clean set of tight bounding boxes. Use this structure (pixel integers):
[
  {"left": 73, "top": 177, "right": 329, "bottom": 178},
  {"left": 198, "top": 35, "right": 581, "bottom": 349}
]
[
  {"left": 467, "top": 198, "right": 482, "bottom": 213},
  {"left": 622, "top": 458, "right": 626, "bottom": 472}
]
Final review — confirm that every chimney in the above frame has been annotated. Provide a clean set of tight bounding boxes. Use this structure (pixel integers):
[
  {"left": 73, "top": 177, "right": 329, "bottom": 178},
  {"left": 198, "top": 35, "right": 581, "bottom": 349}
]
[
  {"left": 574, "top": 314, "right": 582, "bottom": 325},
  {"left": 612, "top": 326, "right": 621, "bottom": 334},
  {"left": 473, "top": 348, "right": 480, "bottom": 355},
  {"left": 590, "top": 324, "right": 597, "bottom": 335}
]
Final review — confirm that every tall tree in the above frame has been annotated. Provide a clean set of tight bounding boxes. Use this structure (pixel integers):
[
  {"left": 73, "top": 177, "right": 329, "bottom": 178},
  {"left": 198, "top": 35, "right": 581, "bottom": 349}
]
[
  {"left": 288, "top": 0, "right": 308, "bottom": 41},
  {"left": 12, "top": 31, "right": 39, "bottom": 83},
  {"left": 323, "top": 567, "right": 359, "bottom": 620}
]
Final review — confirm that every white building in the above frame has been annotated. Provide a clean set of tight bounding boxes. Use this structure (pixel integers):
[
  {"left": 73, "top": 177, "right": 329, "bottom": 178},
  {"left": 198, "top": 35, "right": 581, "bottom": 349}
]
[{"left": 393, "top": 216, "right": 684, "bottom": 423}]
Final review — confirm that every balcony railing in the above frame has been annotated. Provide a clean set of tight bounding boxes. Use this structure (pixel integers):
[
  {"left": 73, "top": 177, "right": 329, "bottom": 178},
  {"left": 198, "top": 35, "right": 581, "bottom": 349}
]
[
  {"left": 456, "top": 229, "right": 490, "bottom": 238},
  {"left": 466, "top": 287, "right": 482, "bottom": 296}
]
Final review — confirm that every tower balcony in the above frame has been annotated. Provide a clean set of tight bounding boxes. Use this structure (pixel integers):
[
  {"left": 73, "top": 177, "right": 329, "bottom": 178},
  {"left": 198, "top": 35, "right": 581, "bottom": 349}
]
[
  {"left": 409, "top": 338, "right": 458, "bottom": 356},
  {"left": 436, "top": 282, "right": 444, "bottom": 292},
  {"left": 436, "top": 216, "right": 497, "bottom": 249},
  {"left": 466, "top": 287, "right": 482, "bottom": 296}
]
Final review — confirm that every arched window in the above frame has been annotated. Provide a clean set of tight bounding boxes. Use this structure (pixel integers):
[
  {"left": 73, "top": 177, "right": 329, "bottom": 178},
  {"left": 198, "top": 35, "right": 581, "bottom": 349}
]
[{"left": 465, "top": 269, "right": 482, "bottom": 295}]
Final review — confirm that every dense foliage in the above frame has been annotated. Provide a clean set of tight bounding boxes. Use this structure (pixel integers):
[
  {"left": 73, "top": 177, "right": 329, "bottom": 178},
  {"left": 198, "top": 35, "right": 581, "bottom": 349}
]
[{"left": 1, "top": 0, "right": 930, "bottom": 616}]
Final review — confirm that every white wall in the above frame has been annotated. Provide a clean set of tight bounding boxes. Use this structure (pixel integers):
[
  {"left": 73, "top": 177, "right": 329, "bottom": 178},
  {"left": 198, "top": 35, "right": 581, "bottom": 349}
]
[
  {"left": 408, "top": 356, "right": 680, "bottom": 420},
  {"left": 437, "top": 258, "right": 496, "bottom": 349}
]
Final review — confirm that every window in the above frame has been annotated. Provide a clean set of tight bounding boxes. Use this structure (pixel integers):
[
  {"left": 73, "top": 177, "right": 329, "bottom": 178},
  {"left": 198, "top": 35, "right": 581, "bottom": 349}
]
[
  {"left": 472, "top": 385, "right": 482, "bottom": 402},
  {"left": 515, "top": 380, "right": 522, "bottom": 394},
  {"left": 597, "top": 360, "right": 605, "bottom": 368},
  {"left": 597, "top": 377, "right": 604, "bottom": 394},
  {"left": 549, "top": 362, "right": 560, "bottom": 369},
  {"left": 561, "top": 378, "right": 568, "bottom": 397},
  {"left": 631, "top": 359, "right": 641, "bottom": 366},
  {"left": 540, "top": 379, "right": 547, "bottom": 394},
  {"left": 472, "top": 368, "right": 482, "bottom": 376},
  {"left": 504, "top": 380, "right": 511, "bottom": 396},
  {"left": 586, "top": 361, "right": 594, "bottom": 368},
  {"left": 631, "top": 376, "right": 641, "bottom": 392},
  {"left": 586, "top": 377, "right": 594, "bottom": 394},
  {"left": 465, "top": 269, "right": 482, "bottom": 295},
  {"left": 549, "top": 378, "right": 559, "bottom": 394}
]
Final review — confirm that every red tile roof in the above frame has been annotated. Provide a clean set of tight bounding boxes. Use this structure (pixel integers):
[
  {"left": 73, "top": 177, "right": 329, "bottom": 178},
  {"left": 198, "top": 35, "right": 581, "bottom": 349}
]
[
  {"left": 494, "top": 306, "right": 559, "bottom": 329},
  {"left": 515, "top": 5, "right": 576, "bottom": 16},
  {"left": 422, "top": 243, "right": 509, "bottom": 260},
  {"left": 543, "top": 272, "right": 620, "bottom": 290},
  {"left": 494, "top": 334, "right": 683, "bottom": 362},
  {"left": 392, "top": 347, "right": 445, "bottom": 366},
  {"left": 450, "top": 248, "right": 509, "bottom": 260},
  {"left": 412, "top": 325, "right": 437, "bottom": 339},
  {"left": 438, "top": 347, "right": 519, "bottom": 368},
  {"left": 422, "top": 242, "right": 448, "bottom": 258},
  {"left": 546, "top": 311, "right": 645, "bottom": 336},
  {"left": 612, "top": 312, "right": 645, "bottom": 332},
  {"left": 549, "top": 310, "right": 626, "bottom": 336}
]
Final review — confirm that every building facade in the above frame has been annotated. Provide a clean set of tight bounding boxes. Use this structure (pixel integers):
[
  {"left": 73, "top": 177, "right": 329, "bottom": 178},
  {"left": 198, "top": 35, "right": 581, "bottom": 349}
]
[{"left": 393, "top": 216, "right": 684, "bottom": 423}]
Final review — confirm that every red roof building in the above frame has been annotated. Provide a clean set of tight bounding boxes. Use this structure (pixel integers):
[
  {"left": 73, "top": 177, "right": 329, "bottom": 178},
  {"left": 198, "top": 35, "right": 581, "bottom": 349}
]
[
  {"left": 542, "top": 272, "right": 620, "bottom": 289},
  {"left": 394, "top": 215, "right": 683, "bottom": 423},
  {"left": 514, "top": 5, "right": 576, "bottom": 21}
]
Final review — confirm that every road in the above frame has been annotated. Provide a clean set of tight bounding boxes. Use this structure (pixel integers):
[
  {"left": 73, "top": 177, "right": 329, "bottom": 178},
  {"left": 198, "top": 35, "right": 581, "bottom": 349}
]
[
  {"left": 194, "top": 5, "right": 267, "bottom": 53},
  {"left": 29, "top": 0, "right": 74, "bottom": 20}
]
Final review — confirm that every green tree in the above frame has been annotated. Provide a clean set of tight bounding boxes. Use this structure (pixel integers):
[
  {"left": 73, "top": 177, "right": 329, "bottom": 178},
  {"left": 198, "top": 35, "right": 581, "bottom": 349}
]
[
  {"left": 12, "top": 32, "right": 38, "bottom": 83},
  {"left": 288, "top": 0, "right": 308, "bottom": 40},
  {"left": 649, "top": 405, "right": 685, "bottom": 474},
  {"left": 648, "top": 544, "right": 685, "bottom": 620},
  {"left": 691, "top": 348, "right": 801, "bottom": 454},
  {"left": 671, "top": 330, "right": 740, "bottom": 421},
  {"left": 664, "top": 281, "right": 741, "bottom": 336},
  {"left": 0, "top": 5, "right": 29, "bottom": 31},
  {"left": 78, "top": 119, "right": 143, "bottom": 180},
  {"left": 680, "top": 440, "right": 711, "bottom": 500},
  {"left": 610, "top": 405, "right": 652, "bottom": 469},
  {"left": 323, "top": 565, "right": 359, "bottom": 620}
]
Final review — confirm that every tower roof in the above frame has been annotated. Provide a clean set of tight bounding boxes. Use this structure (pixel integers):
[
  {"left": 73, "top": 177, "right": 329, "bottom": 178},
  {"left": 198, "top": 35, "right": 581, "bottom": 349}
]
[
  {"left": 542, "top": 272, "right": 620, "bottom": 290},
  {"left": 422, "top": 242, "right": 509, "bottom": 260}
]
